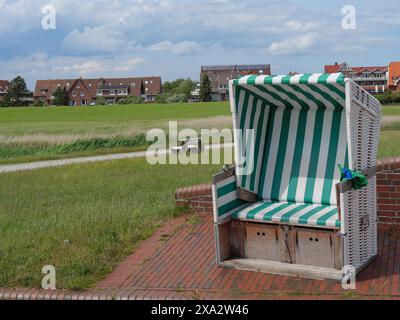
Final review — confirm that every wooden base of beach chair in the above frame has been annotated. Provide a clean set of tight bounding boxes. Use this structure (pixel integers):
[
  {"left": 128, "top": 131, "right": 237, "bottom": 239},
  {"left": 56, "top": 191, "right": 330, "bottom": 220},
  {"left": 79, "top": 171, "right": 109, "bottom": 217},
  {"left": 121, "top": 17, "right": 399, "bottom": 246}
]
[
  {"left": 215, "top": 221, "right": 348, "bottom": 281},
  {"left": 219, "top": 258, "right": 343, "bottom": 281}
]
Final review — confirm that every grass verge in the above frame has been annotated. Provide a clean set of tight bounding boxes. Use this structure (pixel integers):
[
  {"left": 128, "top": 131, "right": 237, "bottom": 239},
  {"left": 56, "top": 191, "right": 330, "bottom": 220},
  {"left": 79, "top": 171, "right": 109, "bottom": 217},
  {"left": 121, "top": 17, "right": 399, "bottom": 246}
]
[{"left": 0, "top": 158, "right": 220, "bottom": 290}]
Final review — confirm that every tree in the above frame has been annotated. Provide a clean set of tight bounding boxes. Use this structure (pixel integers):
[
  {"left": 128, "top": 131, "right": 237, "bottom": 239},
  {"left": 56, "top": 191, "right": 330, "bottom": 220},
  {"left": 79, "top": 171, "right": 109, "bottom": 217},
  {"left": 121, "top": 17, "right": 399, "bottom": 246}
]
[
  {"left": 4, "top": 76, "right": 31, "bottom": 107},
  {"left": 53, "top": 87, "right": 69, "bottom": 106},
  {"left": 199, "top": 74, "right": 212, "bottom": 102},
  {"left": 175, "top": 79, "right": 197, "bottom": 100},
  {"left": 118, "top": 96, "right": 145, "bottom": 105},
  {"left": 96, "top": 96, "right": 106, "bottom": 105},
  {"left": 160, "top": 78, "right": 197, "bottom": 102}
]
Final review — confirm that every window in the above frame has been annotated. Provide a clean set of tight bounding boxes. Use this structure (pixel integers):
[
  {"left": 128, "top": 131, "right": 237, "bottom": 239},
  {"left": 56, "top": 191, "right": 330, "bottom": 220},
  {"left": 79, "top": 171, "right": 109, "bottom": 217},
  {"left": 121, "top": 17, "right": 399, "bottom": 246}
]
[
  {"left": 97, "top": 90, "right": 102, "bottom": 96},
  {"left": 88, "top": 83, "right": 92, "bottom": 87},
  {"left": 41, "top": 89, "right": 48, "bottom": 94},
  {"left": 111, "top": 90, "right": 115, "bottom": 95},
  {"left": 145, "top": 81, "right": 149, "bottom": 84},
  {"left": 72, "top": 91, "right": 76, "bottom": 97},
  {"left": 80, "top": 92, "right": 85, "bottom": 97}
]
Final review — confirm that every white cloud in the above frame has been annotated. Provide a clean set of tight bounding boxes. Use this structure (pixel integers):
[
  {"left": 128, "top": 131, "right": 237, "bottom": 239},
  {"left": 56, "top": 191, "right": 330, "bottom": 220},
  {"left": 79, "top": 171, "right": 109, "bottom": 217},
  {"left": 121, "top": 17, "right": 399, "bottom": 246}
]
[
  {"left": 61, "top": 25, "right": 137, "bottom": 55},
  {"left": 266, "top": 33, "right": 316, "bottom": 55},
  {"left": 285, "top": 20, "right": 319, "bottom": 32},
  {"left": 0, "top": 53, "right": 145, "bottom": 88},
  {"left": 52, "top": 61, "right": 104, "bottom": 74},
  {"left": 1, "top": 0, "right": 399, "bottom": 87},
  {"left": 149, "top": 40, "right": 202, "bottom": 56},
  {"left": 334, "top": 44, "right": 366, "bottom": 53}
]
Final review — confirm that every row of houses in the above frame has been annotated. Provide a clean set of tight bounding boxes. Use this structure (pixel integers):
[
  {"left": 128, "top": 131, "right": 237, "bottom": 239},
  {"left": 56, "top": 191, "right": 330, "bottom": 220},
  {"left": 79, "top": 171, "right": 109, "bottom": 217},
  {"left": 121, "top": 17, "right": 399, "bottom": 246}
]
[
  {"left": 1, "top": 61, "right": 400, "bottom": 105},
  {"left": 34, "top": 76, "right": 162, "bottom": 106},
  {"left": 324, "top": 61, "right": 400, "bottom": 94},
  {"left": 200, "top": 61, "right": 400, "bottom": 101}
]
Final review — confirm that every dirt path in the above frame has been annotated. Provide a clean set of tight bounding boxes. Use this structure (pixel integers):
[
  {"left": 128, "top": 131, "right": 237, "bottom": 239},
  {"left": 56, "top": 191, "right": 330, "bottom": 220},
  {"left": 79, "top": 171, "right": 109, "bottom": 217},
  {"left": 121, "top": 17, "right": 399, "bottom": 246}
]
[
  {"left": 0, "top": 143, "right": 234, "bottom": 174},
  {"left": 383, "top": 115, "right": 400, "bottom": 125}
]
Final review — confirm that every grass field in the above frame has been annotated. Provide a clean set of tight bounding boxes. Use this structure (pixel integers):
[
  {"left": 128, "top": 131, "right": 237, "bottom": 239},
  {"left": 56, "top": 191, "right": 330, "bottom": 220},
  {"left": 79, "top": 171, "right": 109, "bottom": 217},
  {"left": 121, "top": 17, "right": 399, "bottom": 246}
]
[
  {"left": 0, "top": 102, "right": 232, "bottom": 164},
  {"left": 0, "top": 158, "right": 221, "bottom": 289},
  {"left": 1, "top": 102, "right": 399, "bottom": 164},
  {"left": 0, "top": 102, "right": 231, "bottom": 137}
]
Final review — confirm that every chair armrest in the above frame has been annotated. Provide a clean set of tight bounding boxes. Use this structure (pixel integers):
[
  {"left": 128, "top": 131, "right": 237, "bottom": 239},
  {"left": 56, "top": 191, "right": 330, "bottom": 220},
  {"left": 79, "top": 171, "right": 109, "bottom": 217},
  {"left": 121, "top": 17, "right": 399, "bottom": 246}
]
[
  {"left": 212, "top": 168, "right": 248, "bottom": 224},
  {"left": 335, "top": 166, "right": 377, "bottom": 230},
  {"left": 336, "top": 166, "right": 376, "bottom": 194}
]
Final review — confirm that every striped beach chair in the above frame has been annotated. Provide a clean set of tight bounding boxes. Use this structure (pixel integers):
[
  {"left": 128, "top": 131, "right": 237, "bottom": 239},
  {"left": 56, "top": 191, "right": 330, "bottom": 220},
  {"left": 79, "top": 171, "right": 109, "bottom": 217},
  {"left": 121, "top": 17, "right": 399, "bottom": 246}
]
[{"left": 212, "top": 73, "right": 381, "bottom": 281}]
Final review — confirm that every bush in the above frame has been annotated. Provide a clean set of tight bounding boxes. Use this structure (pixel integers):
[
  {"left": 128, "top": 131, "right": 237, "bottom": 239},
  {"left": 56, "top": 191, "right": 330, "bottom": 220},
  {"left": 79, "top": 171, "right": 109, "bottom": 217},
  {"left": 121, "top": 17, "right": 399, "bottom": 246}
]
[
  {"left": 376, "top": 92, "right": 400, "bottom": 104},
  {"left": 32, "top": 101, "right": 45, "bottom": 107},
  {"left": 155, "top": 94, "right": 168, "bottom": 104},
  {"left": 118, "top": 96, "right": 145, "bottom": 105},
  {"left": 166, "top": 93, "right": 187, "bottom": 103},
  {"left": 96, "top": 96, "right": 107, "bottom": 105}
]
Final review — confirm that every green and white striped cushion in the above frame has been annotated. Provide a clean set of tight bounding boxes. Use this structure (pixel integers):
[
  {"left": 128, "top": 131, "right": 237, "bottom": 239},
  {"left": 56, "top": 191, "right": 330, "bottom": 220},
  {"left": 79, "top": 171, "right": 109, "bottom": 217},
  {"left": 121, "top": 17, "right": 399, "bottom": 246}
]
[
  {"left": 234, "top": 73, "right": 349, "bottom": 207},
  {"left": 232, "top": 201, "right": 340, "bottom": 229},
  {"left": 215, "top": 175, "right": 248, "bottom": 221}
]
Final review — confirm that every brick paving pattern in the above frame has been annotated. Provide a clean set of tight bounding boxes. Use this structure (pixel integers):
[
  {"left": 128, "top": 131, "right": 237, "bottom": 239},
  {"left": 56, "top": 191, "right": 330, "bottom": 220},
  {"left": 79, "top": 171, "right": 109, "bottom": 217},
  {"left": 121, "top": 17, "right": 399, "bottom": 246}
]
[{"left": 1, "top": 213, "right": 400, "bottom": 300}]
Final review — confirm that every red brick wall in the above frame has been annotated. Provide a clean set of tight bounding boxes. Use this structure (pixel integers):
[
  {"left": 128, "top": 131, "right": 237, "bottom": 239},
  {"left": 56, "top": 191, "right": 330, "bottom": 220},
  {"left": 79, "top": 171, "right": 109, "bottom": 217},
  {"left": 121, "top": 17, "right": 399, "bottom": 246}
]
[
  {"left": 175, "top": 184, "right": 213, "bottom": 214},
  {"left": 377, "top": 157, "right": 400, "bottom": 226},
  {"left": 175, "top": 157, "right": 400, "bottom": 227}
]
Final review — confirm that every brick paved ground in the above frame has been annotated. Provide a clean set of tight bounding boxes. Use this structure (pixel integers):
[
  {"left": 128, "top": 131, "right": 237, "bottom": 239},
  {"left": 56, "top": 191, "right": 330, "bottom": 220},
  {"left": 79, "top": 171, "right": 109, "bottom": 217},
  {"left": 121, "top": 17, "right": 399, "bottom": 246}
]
[
  {"left": 95, "top": 213, "right": 400, "bottom": 300},
  {"left": 2, "top": 213, "right": 400, "bottom": 300}
]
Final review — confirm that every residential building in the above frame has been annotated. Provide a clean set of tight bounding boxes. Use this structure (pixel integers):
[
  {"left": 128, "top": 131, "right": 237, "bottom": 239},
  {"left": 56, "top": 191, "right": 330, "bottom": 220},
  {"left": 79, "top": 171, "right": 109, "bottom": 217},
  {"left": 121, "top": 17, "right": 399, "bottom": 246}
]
[
  {"left": 388, "top": 62, "right": 400, "bottom": 92},
  {"left": 324, "top": 62, "right": 400, "bottom": 94},
  {"left": 34, "top": 76, "right": 162, "bottom": 106},
  {"left": 0, "top": 80, "right": 10, "bottom": 102},
  {"left": 200, "top": 64, "right": 271, "bottom": 101},
  {"left": 189, "top": 84, "right": 201, "bottom": 102}
]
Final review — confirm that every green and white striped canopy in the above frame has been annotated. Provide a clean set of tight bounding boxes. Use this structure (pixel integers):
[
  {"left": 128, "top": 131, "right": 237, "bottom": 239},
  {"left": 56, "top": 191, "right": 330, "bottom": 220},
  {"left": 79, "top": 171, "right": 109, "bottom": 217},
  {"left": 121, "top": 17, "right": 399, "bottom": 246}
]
[
  {"left": 233, "top": 73, "right": 345, "bottom": 86},
  {"left": 232, "top": 73, "right": 349, "bottom": 208}
]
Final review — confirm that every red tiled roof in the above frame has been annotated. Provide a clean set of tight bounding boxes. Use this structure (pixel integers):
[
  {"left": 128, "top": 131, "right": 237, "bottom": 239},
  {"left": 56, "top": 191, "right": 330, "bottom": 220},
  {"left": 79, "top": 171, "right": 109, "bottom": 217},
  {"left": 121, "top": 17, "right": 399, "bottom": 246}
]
[
  {"left": 34, "top": 77, "right": 162, "bottom": 100},
  {"left": 0, "top": 80, "right": 10, "bottom": 92},
  {"left": 324, "top": 65, "right": 341, "bottom": 73},
  {"left": 389, "top": 62, "right": 400, "bottom": 87},
  {"left": 325, "top": 63, "right": 388, "bottom": 74}
]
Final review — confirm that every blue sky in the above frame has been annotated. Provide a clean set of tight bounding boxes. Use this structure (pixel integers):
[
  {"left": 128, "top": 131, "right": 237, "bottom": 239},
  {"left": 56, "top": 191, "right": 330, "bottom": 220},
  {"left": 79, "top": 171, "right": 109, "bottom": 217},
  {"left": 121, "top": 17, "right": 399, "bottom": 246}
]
[{"left": 0, "top": 0, "right": 399, "bottom": 90}]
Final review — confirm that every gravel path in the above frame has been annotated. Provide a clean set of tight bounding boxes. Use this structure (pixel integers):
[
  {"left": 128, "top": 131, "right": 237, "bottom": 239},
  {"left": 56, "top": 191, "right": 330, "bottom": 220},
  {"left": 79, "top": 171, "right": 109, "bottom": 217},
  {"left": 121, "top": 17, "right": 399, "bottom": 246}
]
[{"left": 0, "top": 143, "right": 233, "bottom": 174}]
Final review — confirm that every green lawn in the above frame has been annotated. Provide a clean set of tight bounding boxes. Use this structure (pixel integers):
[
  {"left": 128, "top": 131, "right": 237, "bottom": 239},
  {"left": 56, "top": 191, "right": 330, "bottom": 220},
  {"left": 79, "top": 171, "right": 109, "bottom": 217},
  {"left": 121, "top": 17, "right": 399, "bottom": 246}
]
[
  {"left": 0, "top": 102, "right": 232, "bottom": 164},
  {"left": 382, "top": 104, "right": 400, "bottom": 116},
  {"left": 0, "top": 102, "right": 399, "bottom": 164},
  {"left": 379, "top": 130, "right": 400, "bottom": 159},
  {"left": 0, "top": 158, "right": 221, "bottom": 290},
  {"left": 0, "top": 102, "right": 230, "bottom": 137}
]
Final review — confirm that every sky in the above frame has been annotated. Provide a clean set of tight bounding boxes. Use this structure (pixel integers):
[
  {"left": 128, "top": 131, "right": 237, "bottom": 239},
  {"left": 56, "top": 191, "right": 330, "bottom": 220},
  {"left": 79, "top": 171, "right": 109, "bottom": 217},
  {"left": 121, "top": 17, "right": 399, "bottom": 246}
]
[{"left": 0, "top": 0, "right": 399, "bottom": 90}]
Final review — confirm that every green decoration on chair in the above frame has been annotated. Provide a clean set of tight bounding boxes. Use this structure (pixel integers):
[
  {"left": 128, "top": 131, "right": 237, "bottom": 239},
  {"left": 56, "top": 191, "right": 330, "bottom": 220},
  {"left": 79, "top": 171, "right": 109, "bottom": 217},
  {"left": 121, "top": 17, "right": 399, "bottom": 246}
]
[{"left": 338, "top": 164, "right": 369, "bottom": 190}]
